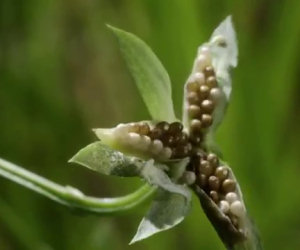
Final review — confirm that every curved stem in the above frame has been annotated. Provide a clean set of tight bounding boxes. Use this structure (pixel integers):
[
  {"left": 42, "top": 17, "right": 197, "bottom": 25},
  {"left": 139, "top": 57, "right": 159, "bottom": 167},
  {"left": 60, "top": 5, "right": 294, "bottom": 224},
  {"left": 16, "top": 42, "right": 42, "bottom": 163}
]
[{"left": 0, "top": 158, "right": 156, "bottom": 214}]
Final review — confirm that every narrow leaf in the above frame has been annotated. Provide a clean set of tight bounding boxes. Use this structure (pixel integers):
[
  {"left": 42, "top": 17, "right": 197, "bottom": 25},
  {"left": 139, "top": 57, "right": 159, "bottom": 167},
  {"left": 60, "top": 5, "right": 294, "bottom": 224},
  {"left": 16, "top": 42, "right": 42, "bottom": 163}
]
[
  {"left": 69, "top": 142, "right": 144, "bottom": 177},
  {"left": 130, "top": 189, "right": 191, "bottom": 244},
  {"left": 108, "top": 25, "right": 176, "bottom": 122}
]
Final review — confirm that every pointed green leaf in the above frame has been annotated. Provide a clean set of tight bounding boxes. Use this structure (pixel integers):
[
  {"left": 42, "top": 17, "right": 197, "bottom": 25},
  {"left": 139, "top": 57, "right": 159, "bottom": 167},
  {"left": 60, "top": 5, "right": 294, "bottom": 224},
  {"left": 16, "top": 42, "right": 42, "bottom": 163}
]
[
  {"left": 130, "top": 189, "right": 191, "bottom": 244},
  {"left": 69, "top": 142, "right": 144, "bottom": 177},
  {"left": 108, "top": 25, "right": 176, "bottom": 122},
  {"left": 140, "top": 159, "right": 191, "bottom": 199}
]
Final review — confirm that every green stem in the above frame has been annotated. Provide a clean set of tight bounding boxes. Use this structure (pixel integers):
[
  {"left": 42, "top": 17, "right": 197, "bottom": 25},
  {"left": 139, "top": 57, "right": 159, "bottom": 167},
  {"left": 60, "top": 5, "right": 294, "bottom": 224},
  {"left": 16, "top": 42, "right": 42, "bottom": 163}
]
[{"left": 0, "top": 157, "right": 156, "bottom": 214}]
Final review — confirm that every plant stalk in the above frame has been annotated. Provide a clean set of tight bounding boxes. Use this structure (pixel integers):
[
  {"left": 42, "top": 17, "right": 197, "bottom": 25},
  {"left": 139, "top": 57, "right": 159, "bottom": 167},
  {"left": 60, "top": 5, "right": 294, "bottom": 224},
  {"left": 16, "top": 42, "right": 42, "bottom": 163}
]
[{"left": 0, "top": 157, "right": 156, "bottom": 214}]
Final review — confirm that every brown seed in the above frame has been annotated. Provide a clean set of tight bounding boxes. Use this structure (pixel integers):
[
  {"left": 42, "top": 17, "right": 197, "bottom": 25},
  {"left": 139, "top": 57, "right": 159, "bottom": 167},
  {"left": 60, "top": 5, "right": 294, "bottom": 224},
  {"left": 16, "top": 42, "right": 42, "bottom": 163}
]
[
  {"left": 209, "top": 87, "right": 222, "bottom": 101},
  {"left": 156, "top": 121, "right": 169, "bottom": 131},
  {"left": 187, "top": 91, "right": 200, "bottom": 104},
  {"left": 190, "top": 119, "right": 202, "bottom": 132},
  {"left": 198, "top": 174, "right": 207, "bottom": 188},
  {"left": 172, "top": 145, "right": 190, "bottom": 158},
  {"left": 210, "top": 190, "right": 219, "bottom": 203},
  {"left": 138, "top": 123, "right": 150, "bottom": 135},
  {"left": 206, "top": 76, "right": 218, "bottom": 88},
  {"left": 215, "top": 166, "right": 229, "bottom": 181},
  {"left": 203, "top": 66, "right": 215, "bottom": 77},
  {"left": 186, "top": 81, "right": 199, "bottom": 92},
  {"left": 207, "top": 153, "right": 219, "bottom": 167},
  {"left": 201, "top": 114, "right": 213, "bottom": 128},
  {"left": 222, "top": 179, "right": 236, "bottom": 193},
  {"left": 201, "top": 99, "right": 214, "bottom": 113},
  {"left": 188, "top": 105, "right": 201, "bottom": 118},
  {"left": 208, "top": 175, "right": 220, "bottom": 191},
  {"left": 176, "top": 133, "right": 188, "bottom": 144},
  {"left": 128, "top": 123, "right": 141, "bottom": 133},
  {"left": 199, "top": 85, "right": 209, "bottom": 99},
  {"left": 160, "top": 134, "right": 173, "bottom": 146},
  {"left": 168, "top": 122, "right": 183, "bottom": 134},
  {"left": 199, "top": 160, "right": 214, "bottom": 176},
  {"left": 193, "top": 72, "right": 205, "bottom": 85},
  {"left": 190, "top": 134, "right": 202, "bottom": 145},
  {"left": 149, "top": 127, "right": 163, "bottom": 140}
]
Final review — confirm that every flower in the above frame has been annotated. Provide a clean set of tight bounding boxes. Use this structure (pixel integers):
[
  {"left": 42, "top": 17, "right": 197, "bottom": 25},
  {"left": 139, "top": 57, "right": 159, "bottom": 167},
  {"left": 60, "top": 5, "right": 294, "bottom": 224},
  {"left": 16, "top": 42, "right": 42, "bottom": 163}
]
[{"left": 70, "top": 16, "right": 253, "bottom": 247}]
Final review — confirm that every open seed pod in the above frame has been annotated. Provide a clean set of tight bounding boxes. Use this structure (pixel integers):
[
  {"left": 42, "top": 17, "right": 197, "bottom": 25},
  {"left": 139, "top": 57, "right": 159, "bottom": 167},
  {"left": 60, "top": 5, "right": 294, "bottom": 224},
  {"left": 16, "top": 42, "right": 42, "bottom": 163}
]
[
  {"left": 93, "top": 121, "right": 192, "bottom": 162},
  {"left": 182, "top": 16, "right": 237, "bottom": 149},
  {"left": 191, "top": 153, "right": 257, "bottom": 249}
]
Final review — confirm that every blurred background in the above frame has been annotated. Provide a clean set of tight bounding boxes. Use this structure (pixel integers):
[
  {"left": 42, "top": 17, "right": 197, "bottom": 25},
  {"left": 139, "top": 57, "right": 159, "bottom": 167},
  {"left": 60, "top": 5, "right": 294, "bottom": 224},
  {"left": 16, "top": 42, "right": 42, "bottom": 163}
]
[{"left": 1, "top": 0, "right": 300, "bottom": 249}]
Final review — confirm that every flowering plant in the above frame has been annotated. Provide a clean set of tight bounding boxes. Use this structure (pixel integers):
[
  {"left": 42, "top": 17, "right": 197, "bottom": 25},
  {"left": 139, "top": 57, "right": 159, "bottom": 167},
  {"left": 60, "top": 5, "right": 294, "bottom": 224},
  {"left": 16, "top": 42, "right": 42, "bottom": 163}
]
[{"left": 0, "top": 16, "right": 261, "bottom": 250}]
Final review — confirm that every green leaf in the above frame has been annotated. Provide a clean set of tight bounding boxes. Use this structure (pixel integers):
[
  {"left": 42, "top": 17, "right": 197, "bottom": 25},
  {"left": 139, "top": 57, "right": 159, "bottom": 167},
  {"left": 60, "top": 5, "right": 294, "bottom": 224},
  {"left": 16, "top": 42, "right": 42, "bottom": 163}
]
[
  {"left": 140, "top": 159, "right": 191, "bottom": 199},
  {"left": 108, "top": 25, "right": 176, "bottom": 122},
  {"left": 69, "top": 142, "right": 144, "bottom": 177},
  {"left": 130, "top": 189, "right": 191, "bottom": 244}
]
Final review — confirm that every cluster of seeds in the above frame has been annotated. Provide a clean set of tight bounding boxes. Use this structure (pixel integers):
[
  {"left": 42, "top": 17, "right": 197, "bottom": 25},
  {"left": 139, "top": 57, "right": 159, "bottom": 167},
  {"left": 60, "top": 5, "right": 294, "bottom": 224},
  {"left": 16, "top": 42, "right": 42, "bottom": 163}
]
[
  {"left": 119, "top": 121, "right": 192, "bottom": 160},
  {"left": 189, "top": 152, "right": 246, "bottom": 229},
  {"left": 185, "top": 47, "right": 222, "bottom": 146}
]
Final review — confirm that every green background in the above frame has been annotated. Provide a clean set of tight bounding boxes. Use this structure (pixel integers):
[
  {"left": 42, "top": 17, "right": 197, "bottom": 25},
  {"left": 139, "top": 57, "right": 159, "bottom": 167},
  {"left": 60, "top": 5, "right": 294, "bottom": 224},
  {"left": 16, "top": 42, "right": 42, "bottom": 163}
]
[{"left": 1, "top": 0, "right": 300, "bottom": 249}]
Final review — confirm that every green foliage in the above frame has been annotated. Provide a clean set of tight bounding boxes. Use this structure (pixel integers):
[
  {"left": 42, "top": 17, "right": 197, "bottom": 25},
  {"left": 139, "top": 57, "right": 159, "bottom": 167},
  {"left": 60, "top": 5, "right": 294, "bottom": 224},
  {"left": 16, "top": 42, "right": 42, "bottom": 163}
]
[
  {"left": 70, "top": 142, "right": 142, "bottom": 177},
  {"left": 1, "top": 0, "right": 300, "bottom": 250},
  {"left": 108, "top": 25, "right": 176, "bottom": 122}
]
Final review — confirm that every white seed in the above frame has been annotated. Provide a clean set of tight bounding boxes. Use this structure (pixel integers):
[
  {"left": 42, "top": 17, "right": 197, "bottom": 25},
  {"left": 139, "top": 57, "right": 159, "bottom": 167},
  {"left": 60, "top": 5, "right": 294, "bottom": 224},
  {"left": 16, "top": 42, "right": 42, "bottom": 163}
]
[
  {"left": 128, "top": 132, "right": 141, "bottom": 145},
  {"left": 230, "top": 201, "right": 245, "bottom": 217},
  {"left": 193, "top": 72, "right": 205, "bottom": 85},
  {"left": 194, "top": 54, "right": 211, "bottom": 72},
  {"left": 151, "top": 139, "right": 163, "bottom": 154},
  {"left": 139, "top": 135, "right": 151, "bottom": 150},
  {"left": 162, "top": 147, "right": 172, "bottom": 159},
  {"left": 199, "top": 46, "right": 210, "bottom": 56},
  {"left": 225, "top": 192, "right": 238, "bottom": 203},
  {"left": 209, "top": 88, "right": 222, "bottom": 101},
  {"left": 219, "top": 200, "right": 230, "bottom": 214},
  {"left": 117, "top": 123, "right": 126, "bottom": 129},
  {"left": 183, "top": 171, "right": 196, "bottom": 185}
]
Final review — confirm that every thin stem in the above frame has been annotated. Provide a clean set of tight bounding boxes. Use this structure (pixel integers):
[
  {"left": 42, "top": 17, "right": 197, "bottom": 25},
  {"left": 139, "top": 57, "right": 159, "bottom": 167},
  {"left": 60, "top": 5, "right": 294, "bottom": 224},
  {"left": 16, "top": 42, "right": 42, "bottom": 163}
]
[{"left": 0, "top": 157, "right": 156, "bottom": 214}]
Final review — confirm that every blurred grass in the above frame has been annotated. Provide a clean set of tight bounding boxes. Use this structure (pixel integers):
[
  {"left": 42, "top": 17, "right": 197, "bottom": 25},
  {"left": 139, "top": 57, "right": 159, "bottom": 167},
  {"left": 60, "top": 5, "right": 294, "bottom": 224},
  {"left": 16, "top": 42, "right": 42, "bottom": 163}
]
[{"left": 1, "top": 0, "right": 300, "bottom": 249}]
